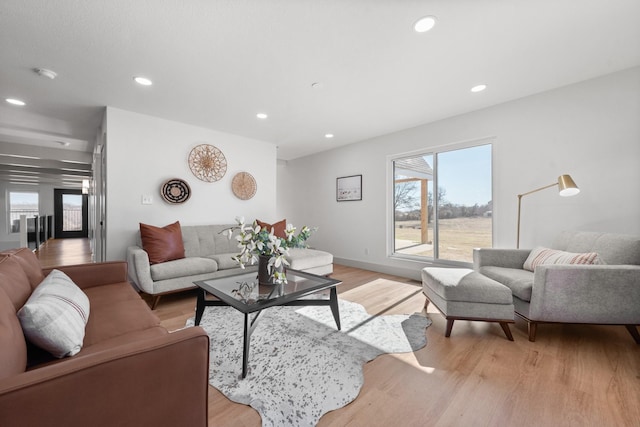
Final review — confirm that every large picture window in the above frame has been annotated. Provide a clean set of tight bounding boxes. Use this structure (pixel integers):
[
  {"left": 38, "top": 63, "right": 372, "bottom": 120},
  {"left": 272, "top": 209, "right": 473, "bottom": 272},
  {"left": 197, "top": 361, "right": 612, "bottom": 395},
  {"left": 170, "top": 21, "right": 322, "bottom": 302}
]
[
  {"left": 8, "top": 191, "right": 39, "bottom": 233},
  {"left": 392, "top": 143, "right": 492, "bottom": 264}
]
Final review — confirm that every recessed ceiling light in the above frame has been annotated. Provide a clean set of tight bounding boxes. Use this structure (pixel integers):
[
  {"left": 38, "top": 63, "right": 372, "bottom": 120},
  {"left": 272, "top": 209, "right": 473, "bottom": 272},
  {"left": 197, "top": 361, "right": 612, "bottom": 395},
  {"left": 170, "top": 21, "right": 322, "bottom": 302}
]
[
  {"left": 471, "top": 84, "right": 487, "bottom": 93},
  {"left": 325, "top": 134, "right": 334, "bottom": 139},
  {"left": 56, "top": 141, "right": 71, "bottom": 147},
  {"left": 5, "top": 98, "right": 26, "bottom": 106},
  {"left": 414, "top": 16, "right": 437, "bottom": 33},
  {"left": 134, "top": 76, "right": 153, "bottom": 86},
  {"left": 256, "top": 113, "right": 268, "bottom": 119}
]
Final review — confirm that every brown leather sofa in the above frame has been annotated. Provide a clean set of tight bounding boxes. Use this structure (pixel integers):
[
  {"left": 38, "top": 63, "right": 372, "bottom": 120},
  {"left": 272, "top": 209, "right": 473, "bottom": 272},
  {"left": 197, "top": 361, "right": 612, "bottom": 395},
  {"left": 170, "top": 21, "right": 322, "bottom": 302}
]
[{"left": 0, "top": 248, "right": 209, "bottom": 427}]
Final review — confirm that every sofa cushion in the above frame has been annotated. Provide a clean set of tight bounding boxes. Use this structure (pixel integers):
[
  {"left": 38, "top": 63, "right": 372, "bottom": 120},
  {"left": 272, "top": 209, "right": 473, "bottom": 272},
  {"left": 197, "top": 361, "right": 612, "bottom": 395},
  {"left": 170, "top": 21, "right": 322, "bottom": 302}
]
[
  {"left": 553, "top": 231, "right": 640, "bottom": 265},
  {"left": 73, "top": 326, "right": 168, "bottom": 359},
  {"left": 286, "top": 248, "right": 333, "bottom": 271},
  {"left": 0, "top": 287, "right": 27, "bottom": 379},
  {"left": 421, "top": 268, "right": 513, "bottom": 304},
  {"left": 83, "top": 298, "right": 160, "bottom": 347},
  {"left": 523, "top": 247, "right": 604, "bottom": 271},
  {"left": 150, "top": 257, "right": 218, "bottom": 281},
  {"left": 1, "top": 248, "right": 45, "bottom": 288},
  {"left": 82, "top": 281, "right": 143, "bottom": 307},
  {"left": 0, "top": 255, "right": 37, "bottom": 310},
  {"left": 17, "top": 270, "right": 90, "bottom": 358},
  {"left": 208, "top": 253, "right": 241, "bottom": 270},
  {"left": 256, "top": 218, "right": 286, "bottom": 238},
  {"left": 140, "top": 221, "right": 186, "bottom": 264},
  {"left": 180, "top": 224, "right": 239, "bottom": 258},
  {"left": 480, "top": 266, "right": 534, "bottom": 302}
]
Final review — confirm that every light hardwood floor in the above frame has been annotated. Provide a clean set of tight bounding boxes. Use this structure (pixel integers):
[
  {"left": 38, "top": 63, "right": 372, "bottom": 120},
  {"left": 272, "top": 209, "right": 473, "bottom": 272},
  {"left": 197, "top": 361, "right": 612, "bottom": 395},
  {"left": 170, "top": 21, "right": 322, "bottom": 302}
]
[
  {"left": 36, "top": 240, "right": 640, "bottom": 426},
  {"left": 35, "top": 238, "right": 93, "bottom": 268}
]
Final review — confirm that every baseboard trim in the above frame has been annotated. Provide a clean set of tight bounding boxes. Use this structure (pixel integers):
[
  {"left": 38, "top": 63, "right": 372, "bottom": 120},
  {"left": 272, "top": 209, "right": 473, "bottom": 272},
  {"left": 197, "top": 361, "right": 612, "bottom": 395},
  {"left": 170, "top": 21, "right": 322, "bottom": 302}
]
[{"left": 333, "top": 257, "right": 423, "bottom": 281}]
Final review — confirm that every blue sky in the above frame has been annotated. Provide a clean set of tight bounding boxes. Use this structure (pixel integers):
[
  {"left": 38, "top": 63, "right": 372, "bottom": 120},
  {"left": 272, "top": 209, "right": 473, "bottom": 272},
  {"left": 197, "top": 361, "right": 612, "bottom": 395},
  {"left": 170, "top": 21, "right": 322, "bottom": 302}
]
[
  {"left": 437, "top": 144, "right": 492, "bottom": 206},
  {"left": 9, "top": 191, "right": 38, "bottom": 205},
  {"left": 9, "top": 192, "right": 83, "bottom": 206}
]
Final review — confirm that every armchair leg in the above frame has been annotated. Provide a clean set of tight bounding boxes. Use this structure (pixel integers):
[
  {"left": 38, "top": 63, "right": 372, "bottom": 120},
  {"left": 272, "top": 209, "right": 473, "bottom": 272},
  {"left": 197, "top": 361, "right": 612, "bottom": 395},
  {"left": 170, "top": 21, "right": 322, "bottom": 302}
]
[
  {"left": 423, "top": 297, "right": 430, "bottom": 309},
  {"left": 528, "top": 321, "right": 537, "bottom": 342},
  {"left": 445, "top": 319, "right": 454, "bottom": 337},
  {"left": 150, "top": 295, "right": 162, "bottom": 310},
  {"left": 625, "top": 325, "right": 640, "bottom": 344},
  {"left": 500, "top": 322, "right": 514, "bottom": 341}
]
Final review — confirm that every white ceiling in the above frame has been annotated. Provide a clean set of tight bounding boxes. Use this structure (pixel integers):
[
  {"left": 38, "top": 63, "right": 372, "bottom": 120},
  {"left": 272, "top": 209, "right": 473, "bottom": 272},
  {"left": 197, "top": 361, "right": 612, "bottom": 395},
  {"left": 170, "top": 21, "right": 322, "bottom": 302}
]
[{"left": 1, "top": 0, "right": 639, "bottom": 175}]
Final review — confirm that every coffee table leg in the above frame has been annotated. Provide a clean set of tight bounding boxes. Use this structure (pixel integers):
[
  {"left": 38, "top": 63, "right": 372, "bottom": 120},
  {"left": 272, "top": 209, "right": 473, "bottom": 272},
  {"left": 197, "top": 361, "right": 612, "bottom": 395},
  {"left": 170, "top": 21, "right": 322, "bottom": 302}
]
[
  {"left": 242, "top": 312, "right": 251, "bottom": 379},
  {"left": 195, "top": 289, "right": 205, "bottom": 326},
  {"left": 329, "top": 287, "right": 341, "bottom": 330}
]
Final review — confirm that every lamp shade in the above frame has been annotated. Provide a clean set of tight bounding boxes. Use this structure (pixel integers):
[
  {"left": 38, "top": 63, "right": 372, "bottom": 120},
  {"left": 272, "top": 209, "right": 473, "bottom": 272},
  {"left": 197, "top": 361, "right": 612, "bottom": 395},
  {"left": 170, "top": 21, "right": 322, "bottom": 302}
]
[{"left": 557, "top": 174, "right": 579, "bottom": 197}]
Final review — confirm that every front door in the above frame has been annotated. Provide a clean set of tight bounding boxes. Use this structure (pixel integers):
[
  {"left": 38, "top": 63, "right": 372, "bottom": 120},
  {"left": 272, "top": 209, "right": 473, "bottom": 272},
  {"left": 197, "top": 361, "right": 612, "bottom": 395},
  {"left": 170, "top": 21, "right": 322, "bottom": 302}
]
[{"left": 54, "top": 189, "right": 88, "bottom": 238}]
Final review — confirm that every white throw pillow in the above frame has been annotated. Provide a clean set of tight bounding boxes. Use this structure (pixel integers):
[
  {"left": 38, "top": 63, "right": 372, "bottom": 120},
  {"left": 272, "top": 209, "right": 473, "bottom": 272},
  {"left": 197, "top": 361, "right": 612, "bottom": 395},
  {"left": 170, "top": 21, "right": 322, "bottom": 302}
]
[
  {"left": 17, "top": 269, "right": 90, "bottom": 358},
  {"left": 523, "top": 247, "right": 604, "bottom": 272}
]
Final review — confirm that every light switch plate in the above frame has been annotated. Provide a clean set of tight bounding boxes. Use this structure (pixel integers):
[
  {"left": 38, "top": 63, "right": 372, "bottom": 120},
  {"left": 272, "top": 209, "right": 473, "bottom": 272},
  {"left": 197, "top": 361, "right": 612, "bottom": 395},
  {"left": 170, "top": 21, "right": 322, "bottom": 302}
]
[{"left": 141, "top": 195, "right": 153, "bottom": 205}]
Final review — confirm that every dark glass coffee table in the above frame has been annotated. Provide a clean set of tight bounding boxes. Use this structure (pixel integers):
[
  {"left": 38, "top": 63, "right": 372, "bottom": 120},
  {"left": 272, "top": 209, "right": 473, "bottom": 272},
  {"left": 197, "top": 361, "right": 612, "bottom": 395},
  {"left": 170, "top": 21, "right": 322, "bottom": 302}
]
[{"left": 194, "top": 269, "right": 342, "bottom": 378}]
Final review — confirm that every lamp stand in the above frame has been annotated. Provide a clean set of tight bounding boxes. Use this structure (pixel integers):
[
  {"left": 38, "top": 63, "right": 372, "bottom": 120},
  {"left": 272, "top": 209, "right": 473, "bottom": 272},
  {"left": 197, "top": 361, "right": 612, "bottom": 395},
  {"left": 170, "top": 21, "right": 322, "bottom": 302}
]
[
  {"left": 516, "top": 182, "right": 558, "bottom": 249},
  {"left": 516, "top": 174, "right": 580, "bottom": 249}
]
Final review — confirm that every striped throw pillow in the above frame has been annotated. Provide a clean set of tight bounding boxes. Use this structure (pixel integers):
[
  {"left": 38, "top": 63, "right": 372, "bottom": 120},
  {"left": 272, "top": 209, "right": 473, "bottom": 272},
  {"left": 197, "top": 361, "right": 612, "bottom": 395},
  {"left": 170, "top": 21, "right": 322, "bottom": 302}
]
[
  {"left": 17, "top": 269, "right": 90, "bottom": 358},
  {"left": 523, "top": 247, "right": 604, "bottom": 272}
]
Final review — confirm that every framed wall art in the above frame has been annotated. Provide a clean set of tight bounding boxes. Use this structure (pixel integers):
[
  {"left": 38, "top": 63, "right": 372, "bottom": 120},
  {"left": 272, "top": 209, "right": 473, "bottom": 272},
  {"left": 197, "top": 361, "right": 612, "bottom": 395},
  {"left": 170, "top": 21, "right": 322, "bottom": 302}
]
[{"left": 336, "top": 175, "right": 362, "bottom": 202}]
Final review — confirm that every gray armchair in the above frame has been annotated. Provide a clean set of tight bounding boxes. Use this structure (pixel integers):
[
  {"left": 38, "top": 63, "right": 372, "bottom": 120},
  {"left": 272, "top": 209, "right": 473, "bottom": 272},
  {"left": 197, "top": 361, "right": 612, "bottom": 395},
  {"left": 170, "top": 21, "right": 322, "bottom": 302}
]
[{"left": 473, "top": 231, "right": 640, "bottom": 343}]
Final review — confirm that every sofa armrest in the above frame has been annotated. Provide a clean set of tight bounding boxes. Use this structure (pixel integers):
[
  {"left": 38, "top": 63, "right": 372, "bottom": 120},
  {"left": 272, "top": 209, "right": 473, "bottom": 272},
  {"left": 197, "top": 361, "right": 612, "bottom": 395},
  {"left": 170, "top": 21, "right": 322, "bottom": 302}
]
[
  {"left": 42, "top": 261, "right": 129, "bottom": 290},
  {"left": 529, "top": 264, "right": 640, "bottom": 324},
  {"left": 473, "top": 248, "right": 531, "bottom": 270},
  {"left": 0, "top": 326, "right": 209, "bottom": 427},
  {"left": 126, "top": 245, "right": 154, "bottom": 294}
]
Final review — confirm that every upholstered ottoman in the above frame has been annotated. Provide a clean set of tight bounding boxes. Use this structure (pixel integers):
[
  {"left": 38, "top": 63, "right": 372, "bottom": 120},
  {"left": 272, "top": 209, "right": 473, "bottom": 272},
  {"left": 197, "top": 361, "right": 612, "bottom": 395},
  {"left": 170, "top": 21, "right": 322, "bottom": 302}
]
[
  {"left": 421, "top": 267, "right": 515, "bottom": 340},
  {"left": 286, "top": 248, "right": 333, "bottom": 276}
]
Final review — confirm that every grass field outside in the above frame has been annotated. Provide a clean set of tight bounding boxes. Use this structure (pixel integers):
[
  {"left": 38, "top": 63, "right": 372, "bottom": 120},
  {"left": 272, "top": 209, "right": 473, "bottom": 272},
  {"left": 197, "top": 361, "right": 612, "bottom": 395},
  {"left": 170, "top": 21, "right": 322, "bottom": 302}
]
[{"left": 395, "top": 216, "right": 492, "bottom": 263}]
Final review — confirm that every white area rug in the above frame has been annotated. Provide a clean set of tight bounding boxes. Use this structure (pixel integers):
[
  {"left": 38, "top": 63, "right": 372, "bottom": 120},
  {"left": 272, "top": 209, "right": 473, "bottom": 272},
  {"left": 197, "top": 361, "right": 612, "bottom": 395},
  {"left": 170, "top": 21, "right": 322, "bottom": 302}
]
[{"left": 185, "top": 299, "right": 431, "bottom": 427}]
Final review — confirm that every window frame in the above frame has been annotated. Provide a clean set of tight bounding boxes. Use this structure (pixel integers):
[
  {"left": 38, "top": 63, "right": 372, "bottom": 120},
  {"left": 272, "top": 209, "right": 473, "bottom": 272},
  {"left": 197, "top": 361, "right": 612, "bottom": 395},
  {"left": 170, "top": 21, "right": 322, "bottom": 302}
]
[{"left": 388, "top": 137, "right": 494, "bottom": 267}]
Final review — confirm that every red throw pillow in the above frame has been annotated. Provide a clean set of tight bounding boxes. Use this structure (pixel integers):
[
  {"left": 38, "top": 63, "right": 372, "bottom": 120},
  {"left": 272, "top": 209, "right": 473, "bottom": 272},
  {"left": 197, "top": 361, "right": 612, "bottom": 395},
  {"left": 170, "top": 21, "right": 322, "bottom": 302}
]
[
  {"left": 139, "top": 221, "right": 186, "bottom": 265},
  {"left": 256, "top": 219, "right": 287, "bottom": 239}
]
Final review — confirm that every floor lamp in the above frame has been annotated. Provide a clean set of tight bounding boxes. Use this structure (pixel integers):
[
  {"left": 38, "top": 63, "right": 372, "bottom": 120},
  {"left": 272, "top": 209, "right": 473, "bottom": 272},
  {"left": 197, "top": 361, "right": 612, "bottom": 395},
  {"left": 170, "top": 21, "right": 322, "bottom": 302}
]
[{"left": 516, "top": 174, "right": 580, "bottom": 248}]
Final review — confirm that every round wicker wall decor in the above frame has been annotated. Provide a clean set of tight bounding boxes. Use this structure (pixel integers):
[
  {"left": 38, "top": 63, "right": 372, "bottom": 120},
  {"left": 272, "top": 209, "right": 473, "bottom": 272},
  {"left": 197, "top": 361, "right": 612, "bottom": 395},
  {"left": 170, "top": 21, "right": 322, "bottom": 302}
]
[
  {"left": 231, "top": 172, "right": 257, "bottom": 200},
  {"left": 161, "top": 178, "right": 191, "bottom": 204},
  {"left": 188, "top": 144, "right": 227, "bottom": 182}
]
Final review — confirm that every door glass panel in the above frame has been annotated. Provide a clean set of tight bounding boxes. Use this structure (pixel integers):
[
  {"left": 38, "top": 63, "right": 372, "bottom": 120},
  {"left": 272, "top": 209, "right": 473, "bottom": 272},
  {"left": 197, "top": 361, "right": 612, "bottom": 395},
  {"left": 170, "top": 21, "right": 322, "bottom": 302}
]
[
  {"left": 393, "top": 154, "right": 434, "bottom": 258},
  {"left": 436, "top": 144, "right": 492, "bottom": 262},
  {"left": 63, "top": 194, "right": 83, "bottom": 232}
]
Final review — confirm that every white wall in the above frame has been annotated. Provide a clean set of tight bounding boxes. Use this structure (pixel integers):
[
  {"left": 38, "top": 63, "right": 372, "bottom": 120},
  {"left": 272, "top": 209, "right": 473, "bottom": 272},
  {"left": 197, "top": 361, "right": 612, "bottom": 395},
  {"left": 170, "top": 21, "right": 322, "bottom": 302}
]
[
  {"left": 278, "top": 67, "right": 640, "bottom": 280},
  {"left": 105, "top": 108, "right": 277, "bottom": 261}
]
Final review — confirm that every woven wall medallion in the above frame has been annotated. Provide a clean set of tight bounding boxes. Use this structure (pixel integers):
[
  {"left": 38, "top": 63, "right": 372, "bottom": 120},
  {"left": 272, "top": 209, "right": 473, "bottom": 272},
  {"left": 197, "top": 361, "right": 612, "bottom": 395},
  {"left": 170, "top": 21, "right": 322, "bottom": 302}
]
[
  {"left": 188, "top": 144, "right": 227, "bottom": 182},
  {"left": 231, "top": 172, "right": 257, "bottom": 200},
  {"left": 161, "top": 178, "right": 191, "bottom": 204}
]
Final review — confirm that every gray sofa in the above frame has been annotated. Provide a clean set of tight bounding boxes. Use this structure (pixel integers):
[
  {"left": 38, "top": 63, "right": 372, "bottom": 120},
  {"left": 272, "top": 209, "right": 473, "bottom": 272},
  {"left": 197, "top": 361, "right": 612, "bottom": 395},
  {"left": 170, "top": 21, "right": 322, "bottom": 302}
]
[
  {"left": 473, "top": 231, "right": 640, "bottom": 343},
  {"left": 127, "top": 224, "right": 333, "bottom": 308}
]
